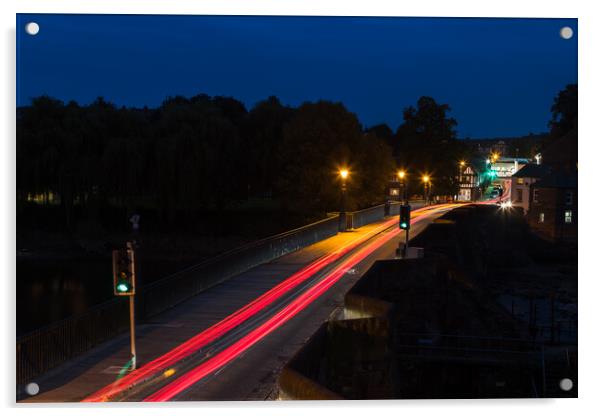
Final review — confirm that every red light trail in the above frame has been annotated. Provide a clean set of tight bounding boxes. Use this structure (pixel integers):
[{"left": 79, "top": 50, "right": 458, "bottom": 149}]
[
  {"left": 144, "top": 221, "right": 405, "bottom": 401},
  {"left": 84, "top": 204, "right": 454, "bottom": 402}
]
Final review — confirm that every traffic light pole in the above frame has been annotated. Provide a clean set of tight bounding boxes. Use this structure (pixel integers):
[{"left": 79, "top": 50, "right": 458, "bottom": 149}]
[
  {"left": 129, "top": 295, "right": 137, "bottom": 370},
  {"left": 399, "top": 204, "right": 411, "bottom": 258},
  {"left": 404, "top": 227, "right": 409, "bottom": 258},
  {"left": 126, "top": 241, "right": 137, "bottom": 370}
]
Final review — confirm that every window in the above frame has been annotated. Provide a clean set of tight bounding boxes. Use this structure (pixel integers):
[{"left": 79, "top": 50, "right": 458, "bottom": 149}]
[
  {"left": 564, "top": 210, "right": 573, "bottom": 224},
  {"left": 565, "top": 191, "right": 573, "bottom": 206},
  {"left": 533, "top": 189, "right": 540, "bottom": 203},
  {"left": 516, "top": 189, "right": 523, "bottom": 203},
  {"left": 389, "top": 188, "right": 399, "bottom": 196},
  {"left": 538, "top": 213, "right": 545, "bottom": 223},
  {"left": 517, "top": 178, "right": 524, "bottom": 185}
]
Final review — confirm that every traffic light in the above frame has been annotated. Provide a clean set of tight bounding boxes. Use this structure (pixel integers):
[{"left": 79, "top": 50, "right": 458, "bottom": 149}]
[
  {"left": 399, "top": 204, "right": 411, "bottom": 230},
  {"left": 113, "top": 247, "right": 136, "bottom": 296}
]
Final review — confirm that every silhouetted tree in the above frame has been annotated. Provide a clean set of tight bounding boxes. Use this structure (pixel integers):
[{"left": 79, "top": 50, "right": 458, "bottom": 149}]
[
  {"left": 548, "top": 84, "right": 577, "bottom": 141},
  {"left": 394, "top": 96, "right": 461, "bottom": 196},
  {"left": 366, "top": 123, "right": 395, "bottom": 155},
  {"left": 245, "top": 97, "right": 295, "bottom": 198},
  {"left": 277, "top": 101, "right": 395, "bottom": 214}
]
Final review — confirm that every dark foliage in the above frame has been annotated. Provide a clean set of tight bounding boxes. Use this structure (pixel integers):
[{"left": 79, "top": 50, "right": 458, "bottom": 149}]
[
  {"left": 393, "top": 96, "right": 462, "bottom": 196},
  {"left": 19, "top": 94, "right": 441, "bottom": 230},
  {"left": 548, "top": 83, "right": 577, "bottom": 141}
]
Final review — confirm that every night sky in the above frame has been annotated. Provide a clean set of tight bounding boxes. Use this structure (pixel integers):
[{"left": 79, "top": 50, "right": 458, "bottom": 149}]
[{"left": 16, "top": 14, "right": 577, "bottom": 138}]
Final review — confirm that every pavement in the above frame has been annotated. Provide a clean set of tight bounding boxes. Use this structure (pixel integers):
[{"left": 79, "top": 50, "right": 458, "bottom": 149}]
[{"left": 19, "top": 204, "right": 458, "bottom": 403}]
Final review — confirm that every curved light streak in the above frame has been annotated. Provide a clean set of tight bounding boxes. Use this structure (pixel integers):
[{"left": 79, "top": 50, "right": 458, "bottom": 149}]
[{"left": 84, "top": 206, "right": 437, "bottom": 402}]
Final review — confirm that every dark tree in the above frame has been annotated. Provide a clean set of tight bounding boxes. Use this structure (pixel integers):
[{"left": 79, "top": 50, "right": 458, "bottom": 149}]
[
  {"left": 245, "top": 97, "right": 295, "bottom": 199},
  {"left": 365, "top": 123, "right": 395, "bottom": 153},
  {"left": 548, "top": 84, "right": 577, "bottom": 140},
  {"left": 277, "top": 101, "right": 395, "bottom": 214},
  {"left": 394, "top": 96, "right": 461, "bottom": 196}
]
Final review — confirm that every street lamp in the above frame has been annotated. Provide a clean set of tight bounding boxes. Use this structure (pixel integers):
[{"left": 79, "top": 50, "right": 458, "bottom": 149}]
[
  {"left": 339, "top": 168, "right": 349, "bottom": 211},
  {"left": 458, "top": 161, "right": 466, "bottom": 202},
  {"left": 422, "top": 174, "right": 431, "bottom": 205},
  {"left": 397, "top": 170, "right": 407, "bottom": 204},
  {"left": 338, "top": 169, "right": 350, "bottom": 231}
]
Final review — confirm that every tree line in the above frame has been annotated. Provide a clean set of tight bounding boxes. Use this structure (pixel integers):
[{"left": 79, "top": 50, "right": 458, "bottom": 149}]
[{"left": 20, "top": 91, "right": 537, "bottom": 232}]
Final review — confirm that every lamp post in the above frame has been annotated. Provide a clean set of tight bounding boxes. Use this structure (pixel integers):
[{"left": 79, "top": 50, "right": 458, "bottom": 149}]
[
  {"left": 422, "top": 174, "right": 431, "bottom": 205},
  {"left": 458, "top": 161, "right": 465, "bottom": 201},
  {"left": 397, "top": 170, "right": 407, "bottom": 204},
  {"left": 339, "top": 168, "right": 349, "bottom": 210},
  {"left": 339, "top": 169, "right": 349, "bottom": 231}
]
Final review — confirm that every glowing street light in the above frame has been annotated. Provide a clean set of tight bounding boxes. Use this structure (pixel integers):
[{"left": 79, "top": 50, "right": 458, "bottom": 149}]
[
  {"left": 397, "top": 170, "right": 407, "bottom": 204},
  {"left": 422, "top": 174, "right": 431, "bottom": 205},
  {"left": 338, "top": 168, "right": 350, "bottom": 226},
  {"left": 460, "top": 160, "right": 466, "bottom": 167}
]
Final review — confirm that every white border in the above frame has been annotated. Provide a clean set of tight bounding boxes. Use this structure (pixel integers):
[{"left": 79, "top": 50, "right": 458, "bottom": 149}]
[
  {"left": 9, "top": 0, "right": 582, "bottom": 18},
  {"left": 2, "top": 1, "right": 601, "bottom": 416}
]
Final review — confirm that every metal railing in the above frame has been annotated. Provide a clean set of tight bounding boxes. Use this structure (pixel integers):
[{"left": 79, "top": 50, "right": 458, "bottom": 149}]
[
  {"left": 350, "top": 200, "right": 425, "bottom": 230},
  {"left": 350, "top": 205, "right": 386, "bottom": 229},
  {"left": 139, "top": 214, "right": 340, "bottom": 318},
  {"left": 17, "top": 213, "right": 349, "bottom": 385},
  {"left": 17, "top": 297, "right": 129, "bottom": 386}
]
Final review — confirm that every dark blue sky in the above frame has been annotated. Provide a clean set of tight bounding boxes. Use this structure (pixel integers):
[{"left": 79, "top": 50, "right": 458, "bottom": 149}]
[{"left": 17, "top": 14, "right": 577, "bottom": 138}]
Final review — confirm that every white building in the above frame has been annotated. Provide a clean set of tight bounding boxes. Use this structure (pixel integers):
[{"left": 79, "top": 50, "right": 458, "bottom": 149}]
[
  {"left": 510, "top": 164, "right": 551, "bottom": 214},
  {"left": 490, "top": 157, "right": 530, "bottom": 178},
  {"left": 456, "top": 164, "right": 480, "bottom": 201}
]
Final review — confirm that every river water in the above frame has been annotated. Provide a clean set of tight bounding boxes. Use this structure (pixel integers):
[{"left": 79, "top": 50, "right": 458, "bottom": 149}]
[{"left": 17, "top": 255, "right": 188, "bottom": 336}]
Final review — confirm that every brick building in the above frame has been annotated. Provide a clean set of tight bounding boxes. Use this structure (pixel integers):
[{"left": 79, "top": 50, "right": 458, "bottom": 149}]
[{"left": 527, "top": 173, "right": 577, "bottom": 243}]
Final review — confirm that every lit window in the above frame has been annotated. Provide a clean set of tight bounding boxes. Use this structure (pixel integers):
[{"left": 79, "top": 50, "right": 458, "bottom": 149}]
[
  {"left": 564, "top": 210, "right": 573, "bottom": 224},
  {"left": 517, "top": 178, "right": 524, "bottom": 185},
  {"left": 565, "top": 191, "right": 573, "bottom": 206},
  {"left": 516, "top": 189, "right": 523, "bottom": 203},
  {"left": 390, "top": 188, "right": 399, "bottom": 196},
  {"left": 538, "top": 213, "right": 545, "bottom": 223}
]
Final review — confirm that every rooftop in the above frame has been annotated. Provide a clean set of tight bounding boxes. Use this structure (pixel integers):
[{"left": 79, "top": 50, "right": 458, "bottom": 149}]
[
  {"left": 532, "top": 172, "right": 578, "bottom": 189},
  {"left": 512, "top": 163, "right": 551, "bottom": 178}
]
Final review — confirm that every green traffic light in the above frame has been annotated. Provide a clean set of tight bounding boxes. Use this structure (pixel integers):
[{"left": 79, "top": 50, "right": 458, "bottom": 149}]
[
  {"left": 400, "top": 222, "right": 408, "bottom": 229},
  {"left": 116, "top": 282, "right": 130, "bottom": 292}
]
